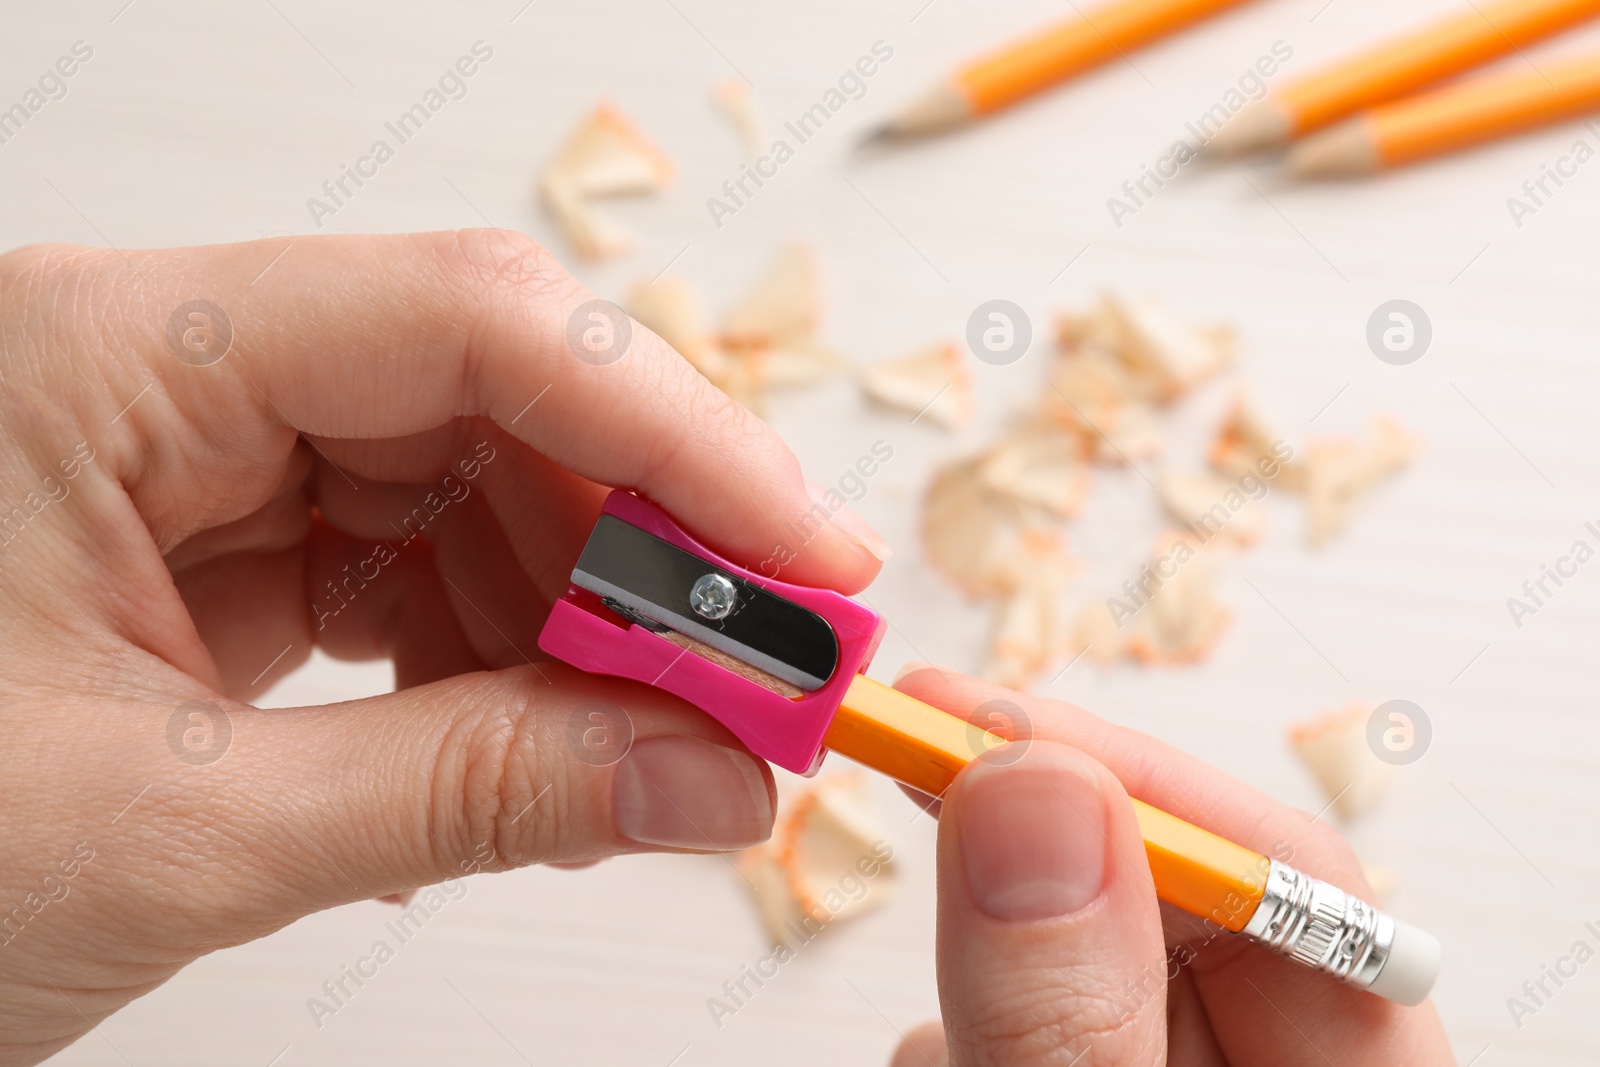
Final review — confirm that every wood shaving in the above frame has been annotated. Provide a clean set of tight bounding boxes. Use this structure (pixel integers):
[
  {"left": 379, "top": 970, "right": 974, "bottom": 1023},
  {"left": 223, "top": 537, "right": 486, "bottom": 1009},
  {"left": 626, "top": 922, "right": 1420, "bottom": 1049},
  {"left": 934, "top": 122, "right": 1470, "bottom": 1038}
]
[
  {"left": 1209, "top": 397, "right": 1421, "bottom": 543},
  {"left": 1103, "top": 296, "right": 1235, "bottom": 402},
  {"left": 627, "top": 275, "right": 719, "bottom": 375},
  {"left": 859, "top": 342, "right": 976, "bottom": 430},
  {"left": 1056, "top": 295, "right": 1234, "bottom": 404},
  {"left": 1070, "top": 598, "right": 1127, "bottom": 665},
  {"left": 1091, "top": 400, "right": 1164, "bottom": 466},
  {"left": 712, "top": 78, "right": 766, "bottom": 159},
  {"left": 1158, "top": 469, "right": 1268, "bottom": 547},
  {"left": 1072, "top": 531, "right": 1231, "bottom": 665},
  {"left": 1040, "top": 346, "right": 1163, "bottom": 464},
  {"left": 917, "top": 294, "right": 1423, "bottom": 684},
  {"left": 1126, "top": 531, "right": 1231, "bottom": 664},
  {"left": 921, "top": 459, "right": 1044, "bottom": 596},
  {"left": 746, "top": 339, "right": 846, "bottom": 391},
  {"left": 1042, "top": 346, "right": 1142, "bottom": 448},
  {"left": 982, "top": 531, "right": 1076, "bottom": 689},
  {"left": 975, "top": 420, "right": 1092, "bottom": 519},
  {"left": 736, "top": 775, "right": 896, "bottom": 947},
  {"left": 659, "top": 630, "right": 802, "bottom": 697},
  {"left": 1209, "top": 394, "right": 1306, "bottom": 491},
  {"left": 921, "top": 432, "right": 1084, "bottom": 602},
  {"left": 1289, "top": 701, "right": 1395, "bottom": 821},
  {"left": 722, "top": 244, "right": 822, "bottom": 351},
  {"left": 1305, "top": 415, "right": 1423, "bottom": 546},
  {"left": 627, "top": 245, "right": 844, "bottom": 414},
  {"left": 539, "top": 103, "right": 673, "bottom": 260}
]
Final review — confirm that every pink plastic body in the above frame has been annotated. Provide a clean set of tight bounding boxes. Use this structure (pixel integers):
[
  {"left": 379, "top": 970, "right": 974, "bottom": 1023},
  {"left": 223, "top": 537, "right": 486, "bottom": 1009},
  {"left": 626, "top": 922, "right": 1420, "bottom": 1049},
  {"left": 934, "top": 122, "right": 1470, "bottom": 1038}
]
[{"left": 537, "top": 491, "right": 887, "bottom": 775}]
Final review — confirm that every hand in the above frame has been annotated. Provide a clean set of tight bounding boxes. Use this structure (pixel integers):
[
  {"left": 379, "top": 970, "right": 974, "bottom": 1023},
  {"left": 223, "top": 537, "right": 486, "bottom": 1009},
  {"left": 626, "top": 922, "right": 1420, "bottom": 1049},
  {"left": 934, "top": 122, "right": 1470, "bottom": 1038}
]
[
  {"left": 0, "top": 230, "right": 888, "bottom": 1064},
  {"left": 885, "top": 669, "right": 1454, "bottom": 1067}
]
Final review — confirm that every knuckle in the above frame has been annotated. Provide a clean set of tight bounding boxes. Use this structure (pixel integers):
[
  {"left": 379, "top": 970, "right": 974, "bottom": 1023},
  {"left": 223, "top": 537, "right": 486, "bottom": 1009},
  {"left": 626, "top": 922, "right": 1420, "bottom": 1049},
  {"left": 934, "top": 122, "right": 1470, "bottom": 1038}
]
[
  {"left": 439, "top": 667, "right": 575, "bottom": 870},
  {"left": 681, "top": 369, "right": 749, "bottom": 427},
  {"left": 953, "top": 967, "right": 1164, "bottom": 1067},
  {"left": 640, "top": 368, "right": 779, "bottom": 478},
  {"left": 432, "top": 227, "right": 569, "bottom": 309}
]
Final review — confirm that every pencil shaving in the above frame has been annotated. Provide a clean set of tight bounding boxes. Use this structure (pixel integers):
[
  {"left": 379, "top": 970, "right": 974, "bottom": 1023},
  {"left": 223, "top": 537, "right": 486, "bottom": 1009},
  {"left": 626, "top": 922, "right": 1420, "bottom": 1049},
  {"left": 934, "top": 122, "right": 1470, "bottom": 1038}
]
[
  {"left": 627, "top": 245, "right": 844, "bottom": 414},
  {"left": 1104, "top": 297, "right": 1236, "bottom": 402},
  {"left": 983, "top": 531, "right": 1076, "bottom": 689},
  {"left": 736, "top": 776, "right": 895, "bottom": 947},
  {"left": 920, "top": 297, "right": 1423, "bottom": 680},
  {"left": 1092, "top": 401, "right": 1164, "bottom": 466},
  {"left": 747, "top": 339, "right": 847, "bottom": 390},
  {"left": 1074, "top": 531, "right": 1230, "bottom": 665},
  {"left": 1290, "top": 702, "right": 1395, "bottom": 821},
  {"left": 1127, "top": 531, "right": 1231, "bottom": 664},
  {"left": 1158, "top": 469, "right": 1268, "bottom": 547},
  {"left": 721, "top": 244, "right": 822, "bottom": 351},
  {"left": 713, "top": 78, "right": 767, "bottom": 159},
  {"left": 922, "top": 460, "right": 1046, "bottom": 596},
  {"left": 1043, "top": 346, "right": 1138, "bottom": 435},
  {"left": 859, "top": 342, "right": 976, "bottom": 430},
  {"left": 1070, "top": 597, "right": 1126, "bottom": 664},
  {"left": 540, "top": 180, "right": 635, "bottom": 262},
  {"left": 628, "top": 275, "right": 719, "bottom": 374},
  {"left": 1305, "top": 415, "right": 1423, "bottom": 546},
  {"left": 1056, "top": 295, "right": 1234, "bottom": 404},
  {"left": 1209, "top": 394, "right": 1306, "bottom": 491},
  {"left": 1041, "top": 345, "right": 1163, "bottom": 463},
  {"left": 976, "top": 421, "right": 1093, "bottom": 519},
  {"left": 540, "top": 103, "right": 674, "bottom": 260}
]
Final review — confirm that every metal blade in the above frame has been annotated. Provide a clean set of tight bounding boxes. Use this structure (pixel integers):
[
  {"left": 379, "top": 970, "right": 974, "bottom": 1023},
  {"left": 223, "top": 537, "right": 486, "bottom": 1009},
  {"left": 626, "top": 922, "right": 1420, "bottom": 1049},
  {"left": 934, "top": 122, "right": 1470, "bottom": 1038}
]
[{"left": 571, "top": 515, "right": 839, "bottom": 691}]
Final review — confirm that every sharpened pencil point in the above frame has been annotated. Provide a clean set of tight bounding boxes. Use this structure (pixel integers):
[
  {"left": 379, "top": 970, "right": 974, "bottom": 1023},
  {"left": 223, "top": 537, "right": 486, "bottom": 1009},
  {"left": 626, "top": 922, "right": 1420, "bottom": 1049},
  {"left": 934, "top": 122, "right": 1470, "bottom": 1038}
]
[
  {"left": 865, "top": 83, "right": 972, "bottom": 146},
  {"left": 856, "top": 124, "right": 897, "bottom": 149},
  {"left": 1205, "top": 99, "right": 1293, "bottom": 158},
  {"left": 1287, "top": 118, "right": 1380, "bottom": 179}
]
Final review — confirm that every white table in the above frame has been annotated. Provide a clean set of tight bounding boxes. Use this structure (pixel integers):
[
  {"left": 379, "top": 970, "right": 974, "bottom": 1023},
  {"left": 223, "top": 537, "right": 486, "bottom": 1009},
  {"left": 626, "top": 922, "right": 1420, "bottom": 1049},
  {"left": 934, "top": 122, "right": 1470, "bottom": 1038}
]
[{"left": 8, "top": 0, "right": 1600, "bottom": 1063}]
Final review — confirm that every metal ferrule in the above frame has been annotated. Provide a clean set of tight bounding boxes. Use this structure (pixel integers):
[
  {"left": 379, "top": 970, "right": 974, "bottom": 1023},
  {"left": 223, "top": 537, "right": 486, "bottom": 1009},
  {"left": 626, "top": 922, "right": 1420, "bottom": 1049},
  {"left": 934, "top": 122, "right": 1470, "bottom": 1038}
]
[{"left": 1239, "top": 860, "right": 1395, "bottom": 991}]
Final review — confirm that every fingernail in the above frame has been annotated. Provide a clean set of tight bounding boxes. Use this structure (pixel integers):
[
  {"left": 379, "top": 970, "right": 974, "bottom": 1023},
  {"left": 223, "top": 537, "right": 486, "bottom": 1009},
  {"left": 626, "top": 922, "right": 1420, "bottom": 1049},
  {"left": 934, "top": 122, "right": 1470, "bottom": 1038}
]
[
  {"left": 958, "top": 749, "right": 1107, "bottom": 921},
  {"left": 893, "top": 660, "right": 932, "bottom": 683},
  {"left": 807, "top": 481, "right": 893, "bottom": 562},
  {"left": 613, "top": 736, "right": 773, "bottom": 850},
  {"left": 893, "top": 660, "right": 957, "bottom": 684}
]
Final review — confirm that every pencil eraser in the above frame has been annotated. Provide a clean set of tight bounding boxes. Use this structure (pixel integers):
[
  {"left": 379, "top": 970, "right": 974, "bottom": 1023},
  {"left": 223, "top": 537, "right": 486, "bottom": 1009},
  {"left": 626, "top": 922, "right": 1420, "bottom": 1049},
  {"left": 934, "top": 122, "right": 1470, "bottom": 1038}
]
[{"left": 1368, "top": 920, "right": 1441, "bottom": 1006}]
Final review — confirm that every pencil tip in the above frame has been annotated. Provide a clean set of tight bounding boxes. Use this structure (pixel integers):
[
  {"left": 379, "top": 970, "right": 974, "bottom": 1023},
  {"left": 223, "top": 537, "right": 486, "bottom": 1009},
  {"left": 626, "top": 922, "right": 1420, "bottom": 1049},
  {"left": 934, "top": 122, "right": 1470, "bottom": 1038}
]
[
  {"left": 1206, "top": 100, "right": 1292, "bottom": 159},
  {"left": 1285, "top": 120, "right": 1379, "bottom": 180},
  {"left": 856, "top": 124, "right": 897, "bottom": 150}
]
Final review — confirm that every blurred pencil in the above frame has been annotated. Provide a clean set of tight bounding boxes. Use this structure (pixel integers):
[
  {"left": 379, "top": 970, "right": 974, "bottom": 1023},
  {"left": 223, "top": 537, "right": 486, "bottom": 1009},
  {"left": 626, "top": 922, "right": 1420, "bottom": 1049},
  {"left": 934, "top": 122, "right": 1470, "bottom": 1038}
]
[
  {"left": 1209, "top": 0, "right": 1600, "bottom": 156},
  {"left": 863, "top": 0, "right": 1256, "bottom": 143},
  {"left": 1289, "top": 54, "right": 1600, "bottom": 176}
]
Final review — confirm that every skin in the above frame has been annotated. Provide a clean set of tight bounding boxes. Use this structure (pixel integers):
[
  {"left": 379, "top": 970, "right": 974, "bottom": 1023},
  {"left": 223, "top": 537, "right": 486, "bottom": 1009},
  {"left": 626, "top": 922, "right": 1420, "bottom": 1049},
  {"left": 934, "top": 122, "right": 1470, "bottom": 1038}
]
[
  {"left": 885, "top": 668, "right": 1457, "bottom": 1067},
  {"left": 0, "top": 230, "right": 886, "bottom": 1064}
]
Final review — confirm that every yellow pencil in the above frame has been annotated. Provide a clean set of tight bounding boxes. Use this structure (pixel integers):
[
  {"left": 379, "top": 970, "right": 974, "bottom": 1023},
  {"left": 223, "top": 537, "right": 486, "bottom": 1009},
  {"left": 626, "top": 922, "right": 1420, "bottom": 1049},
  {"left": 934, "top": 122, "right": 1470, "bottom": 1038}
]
[
  {"left": 866, "top": 0, "right": 1257, "bottom": 141},
  {"left": 827, "top": 675, "right": 1442, "bottom": 1006},
  {"left": 1210, "top": 0, "right": 1600, "bottom": 155},
  {"left": 1289, "top": 53, "right": 1600, "bottom": 176}
]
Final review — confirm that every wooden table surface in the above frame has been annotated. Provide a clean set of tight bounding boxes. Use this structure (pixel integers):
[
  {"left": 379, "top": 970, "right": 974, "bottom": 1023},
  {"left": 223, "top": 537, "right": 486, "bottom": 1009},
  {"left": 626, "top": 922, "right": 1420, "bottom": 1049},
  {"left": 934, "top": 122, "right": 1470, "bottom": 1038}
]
[{"left": 9, "top": 0, "right": 1600, "bottom": 1063}]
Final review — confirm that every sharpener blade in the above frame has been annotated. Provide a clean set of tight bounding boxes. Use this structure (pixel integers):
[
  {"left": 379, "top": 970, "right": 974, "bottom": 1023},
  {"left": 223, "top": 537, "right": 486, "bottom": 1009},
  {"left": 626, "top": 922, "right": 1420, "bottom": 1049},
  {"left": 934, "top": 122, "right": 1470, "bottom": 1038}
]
[{"left": 571, "top": 515, "right": 839, "bottom": 691}]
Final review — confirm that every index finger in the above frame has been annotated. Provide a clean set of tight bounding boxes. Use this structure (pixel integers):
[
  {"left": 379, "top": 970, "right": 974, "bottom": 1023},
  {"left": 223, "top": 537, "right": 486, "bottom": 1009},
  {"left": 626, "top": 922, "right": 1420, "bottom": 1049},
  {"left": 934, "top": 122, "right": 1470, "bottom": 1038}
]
[{"left": 47, "top": 229, "right": 885, "bottom": 593}]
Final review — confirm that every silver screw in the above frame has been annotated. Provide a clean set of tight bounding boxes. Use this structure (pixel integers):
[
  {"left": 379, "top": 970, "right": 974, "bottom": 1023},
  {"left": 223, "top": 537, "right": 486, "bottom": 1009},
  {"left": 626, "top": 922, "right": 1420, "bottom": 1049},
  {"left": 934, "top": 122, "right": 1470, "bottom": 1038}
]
[{"left": 689, "top": 573, "right": 737, "bottom": 620}]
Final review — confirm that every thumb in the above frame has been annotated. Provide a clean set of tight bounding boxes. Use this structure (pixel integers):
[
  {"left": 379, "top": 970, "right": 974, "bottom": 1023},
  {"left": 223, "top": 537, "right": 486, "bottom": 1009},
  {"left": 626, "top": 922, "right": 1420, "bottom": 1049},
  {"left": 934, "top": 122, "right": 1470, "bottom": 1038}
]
[
  {"left": 145, "top": 663, "right": 774, "bottom": 925},
  {"left": 932, "top": 742, "right": 1168, "bottom": 1067}
]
